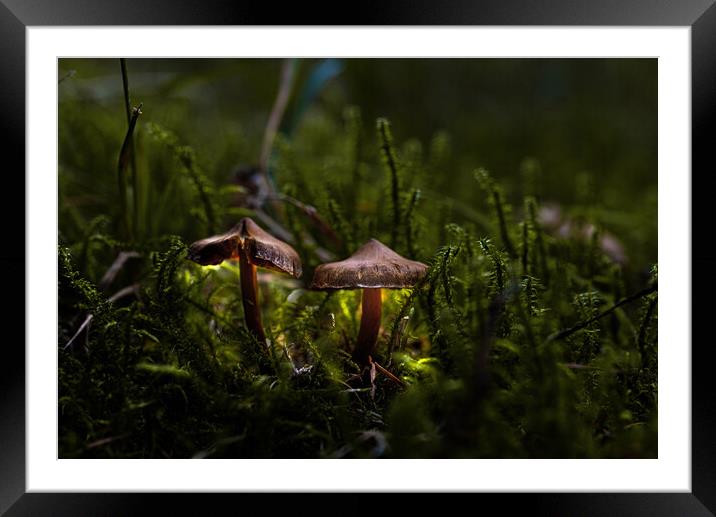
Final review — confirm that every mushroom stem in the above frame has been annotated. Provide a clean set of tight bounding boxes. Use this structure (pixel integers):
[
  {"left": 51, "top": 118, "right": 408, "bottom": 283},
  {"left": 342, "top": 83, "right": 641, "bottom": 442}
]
[
  {"left": 239, "top": 252, "right": 266, "bottom": 344},
  {"left": 353, "top": 288, "right": 382, "bottom": 367}
]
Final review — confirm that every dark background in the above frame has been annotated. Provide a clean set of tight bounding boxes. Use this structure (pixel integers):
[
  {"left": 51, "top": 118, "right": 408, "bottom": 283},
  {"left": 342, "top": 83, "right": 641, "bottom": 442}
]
[{"left": 58, "top": 58, "right": 657, "bottom": 268}]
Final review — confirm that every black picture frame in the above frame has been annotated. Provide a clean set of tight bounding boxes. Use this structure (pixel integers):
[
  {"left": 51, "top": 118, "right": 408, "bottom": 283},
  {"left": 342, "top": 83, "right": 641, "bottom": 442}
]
[{"left": 1, "top": 1, "right": 712, "bottom": 515}]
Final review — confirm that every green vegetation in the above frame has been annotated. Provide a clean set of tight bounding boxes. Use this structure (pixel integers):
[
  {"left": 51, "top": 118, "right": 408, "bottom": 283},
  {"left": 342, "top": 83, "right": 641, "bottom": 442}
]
[{"left": 58, "top": 58, "right": 657, "bottom": 458}]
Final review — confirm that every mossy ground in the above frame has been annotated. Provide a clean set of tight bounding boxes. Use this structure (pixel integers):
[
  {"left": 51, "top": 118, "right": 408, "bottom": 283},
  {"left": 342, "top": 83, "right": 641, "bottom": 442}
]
[{"left": 58, "top": 59, "right": 657, "bottom": 458}]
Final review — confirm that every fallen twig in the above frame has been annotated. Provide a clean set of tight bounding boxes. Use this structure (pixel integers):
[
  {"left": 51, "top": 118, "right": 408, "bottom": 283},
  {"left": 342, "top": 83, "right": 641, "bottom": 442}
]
[
  {"left": 268, "top": 193, "right": 341, "bottom": 247},
  {"left": 259, "top": 59, "right": 296, "bottom": 187},
  {"left": 63, "top": 284, "right": 140, "bottom": 351},
  {"left": 99, "top": 251, "right": 141, "bottom": 290},
  {"left": 546, "top": 282, "right": 657, "bottom": 343},
  {"left": 371, "top": 359, "right": 406, "bottom": 388},
  {"left": 563, "top": 362, "right": 639, "bottom": 374},
  {"left": 86, "top": 433, "right": 130, "bottom": 450}
]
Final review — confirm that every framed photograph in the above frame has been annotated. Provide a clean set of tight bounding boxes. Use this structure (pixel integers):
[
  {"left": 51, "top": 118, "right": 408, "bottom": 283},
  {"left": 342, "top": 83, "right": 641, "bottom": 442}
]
[{"left": 1, "top": 1, "right": 712, "bottom": 514}]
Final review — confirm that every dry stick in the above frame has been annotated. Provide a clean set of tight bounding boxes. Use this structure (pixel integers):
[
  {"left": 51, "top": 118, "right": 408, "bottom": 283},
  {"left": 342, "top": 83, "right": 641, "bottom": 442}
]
[
  {"left": 255, "top": 61, "right": 340, "bottom": 262},
  {"left": 64, "top": 314, "right": 93, "bottom": 352},
  {"left": 563, "top": 362, "right": 640, "bottom": 375},
  {"left": 267, "top": 193, "right": 342, "bottom": 247},
  {"left": 86, "top": 433, "right": 130, "bottom": 450},
  {"left": 369, "top": 360, "right": 378, "bottom": 399},
  {"left": 546, "top": 282, "right": 658, "bottom": 343},
  {"left": 259, "top": 59, "right": 296, "bottom": 189},
  {"left": 67, "top": 251, "right": 142, "bottom": 349},
  {"left": 564, "top": 362, "right": 599, "bottom": 370},
  {"left": 254, "top": 60, "right": 334, "bottom": 269},
  {"left": 370, "top": 359, "right": 406, "bottom": 387},
  {"left": 63, "top": 284, "right": 140, "bottom": 350},
  {"left": 99, "top": 251, "right": 141, "bottom": 290}
]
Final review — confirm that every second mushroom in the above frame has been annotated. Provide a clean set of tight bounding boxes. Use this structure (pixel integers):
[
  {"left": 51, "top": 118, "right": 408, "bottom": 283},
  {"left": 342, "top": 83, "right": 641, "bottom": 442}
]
[
  {"left": 187, "top": 217, "right": 302, "bottom": 345},
  {"left": 310, "top": 239, "right": 428, "bottom": 368}
]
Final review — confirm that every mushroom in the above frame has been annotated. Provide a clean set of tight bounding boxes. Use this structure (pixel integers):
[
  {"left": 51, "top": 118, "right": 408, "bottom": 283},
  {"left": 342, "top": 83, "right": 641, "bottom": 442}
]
[
  {"left": 187, "top": 217, "right": 302, "bottom": 344},
  {"left": 310, "top": 239, "right": 427, "bottom": 368}
]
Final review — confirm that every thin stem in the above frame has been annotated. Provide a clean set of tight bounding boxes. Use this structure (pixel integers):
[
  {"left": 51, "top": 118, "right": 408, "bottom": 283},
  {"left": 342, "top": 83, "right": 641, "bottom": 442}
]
[
  {"left": 120, "top": 59, "right": 131, "bottom": 124},
  {"left": 267, "top": 193, "right": 341, "bottom": 247},
  {"left": 239, "top": 253, "right": 266, "bottom": 344},
  {"left": 120, "top": 59, "right": 140, "bottom": 240},
  {"left": 260, "top": 58, "right": 296, "bottom": 189},
  {"left": 546, "top": 282, "right": 658, "bottom": 343},
  {"left": 99, "top": 251, "right": 141, "bottom": 290},
  {"left": 405, "top": 189, "right": 420, "bottom": 259},
  {"left": 178, "top": 150, "right": 215, "bottom": 235},
  {"left": 117, "top": 104, "right": 141, "bottom": 242},
  {"left": 637, "top": 294, "right": 658, "bottom": 369},
  {"left": 475, "top": 292, "right": 506, "bottom": 389},
  {"left": 371, "top": 359, "right": 405, "bottom": 387},
  {"left": 493, "top": 189, "right": 516, "bottom": 259},
  {"left": 527, "top": 198, "right": 550, "bottom": 287},
  {"left": 377, "top": 119, "right": 401, "bottom": 249},
  {"left": 521, "top": 222, "right": 529, "bottom": 276},
  {"left": 63, "top": 284, "right": 140, "bottom": 351},
  {"left": 353, "top": 288, "right": 382, "bottom": 367}
]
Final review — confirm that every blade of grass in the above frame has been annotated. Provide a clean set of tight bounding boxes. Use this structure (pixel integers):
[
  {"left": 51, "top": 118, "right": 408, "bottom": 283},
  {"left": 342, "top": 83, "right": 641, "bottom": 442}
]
[
  {"left": 117, "top": 104, "right": 142, "bottom": 242},
  {"left": 120, "top": 59, "right": 140, "bottom": 240}
]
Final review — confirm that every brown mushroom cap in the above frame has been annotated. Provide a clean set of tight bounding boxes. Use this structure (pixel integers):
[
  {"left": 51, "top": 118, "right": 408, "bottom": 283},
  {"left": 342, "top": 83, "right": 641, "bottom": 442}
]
[
  {"left": 311, "top": 239, "right": 427, "bottom": 290},
  {"left": 187, "top": 217, "right": 302, "bottom": 278},
  {"left": 237, "top": 217, "right": 302, "bottom": 278},
  {"left": 187, "top": 227, "right": 240, "bottom": 266}
]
